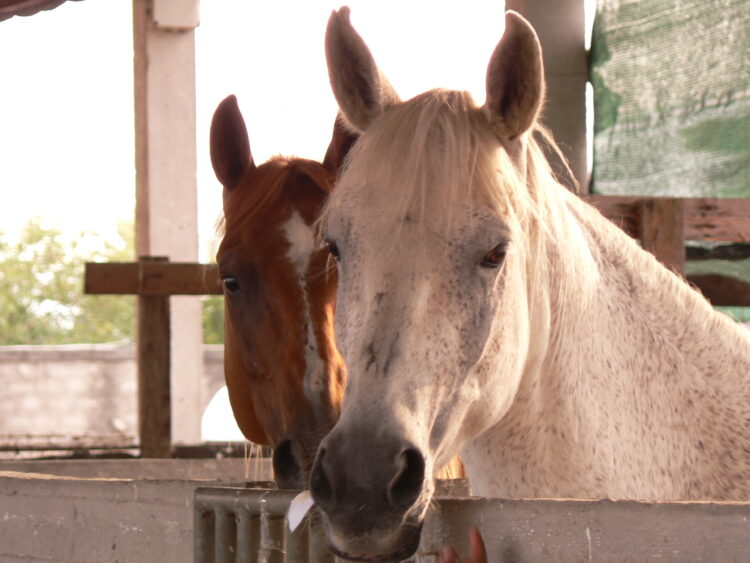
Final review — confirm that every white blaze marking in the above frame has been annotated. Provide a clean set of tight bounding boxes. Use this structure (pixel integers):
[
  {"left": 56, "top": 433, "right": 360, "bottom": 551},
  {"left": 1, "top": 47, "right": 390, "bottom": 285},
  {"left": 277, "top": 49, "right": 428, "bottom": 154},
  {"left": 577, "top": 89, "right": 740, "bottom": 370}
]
[
  {"left": 284, "top": 211, "right": 316, "bottom": 278},
  {"left": 283, "top": 211, "right": 326, "bottom": 410}
]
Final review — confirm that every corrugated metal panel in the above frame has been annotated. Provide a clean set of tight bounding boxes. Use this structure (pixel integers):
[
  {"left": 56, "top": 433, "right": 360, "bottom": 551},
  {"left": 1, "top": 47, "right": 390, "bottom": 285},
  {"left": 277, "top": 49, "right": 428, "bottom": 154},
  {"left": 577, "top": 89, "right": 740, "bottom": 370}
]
[{"left": 0, "top": 0, "right": 83, "bottom": 22}]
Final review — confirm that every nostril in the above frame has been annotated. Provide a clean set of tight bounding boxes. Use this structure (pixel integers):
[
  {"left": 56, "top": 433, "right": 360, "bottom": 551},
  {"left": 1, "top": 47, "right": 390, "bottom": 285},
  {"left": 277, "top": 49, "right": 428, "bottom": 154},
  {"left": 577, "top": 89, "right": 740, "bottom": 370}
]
[
  {"left": 387, "top": 447, "right": 425, "bottom": 511},
  {"left": 310, "top": 447, "right": 335, "bottom": 508},
  {"left": 272, "top": 439, "right": 302, "bottom": 489}
]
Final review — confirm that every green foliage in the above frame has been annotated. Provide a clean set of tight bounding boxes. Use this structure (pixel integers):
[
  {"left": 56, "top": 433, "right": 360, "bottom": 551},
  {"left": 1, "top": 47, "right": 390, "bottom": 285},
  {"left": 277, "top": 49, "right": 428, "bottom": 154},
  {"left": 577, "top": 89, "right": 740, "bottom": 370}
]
[
  {"left": 0, "top": 218, "right": 227, "bottom": 345},
  {"left": 0, "top": 219, "right": 136, "bottom": 345},
  {"left": 202, "top": 295, "right": 224, "bottom": 345}
]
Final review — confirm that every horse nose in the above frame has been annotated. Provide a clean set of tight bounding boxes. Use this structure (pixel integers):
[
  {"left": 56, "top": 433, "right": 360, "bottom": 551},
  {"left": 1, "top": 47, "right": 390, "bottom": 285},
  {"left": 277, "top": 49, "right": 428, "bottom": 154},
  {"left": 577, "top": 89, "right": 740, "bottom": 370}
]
[
  {"left": 272, "top": 438, "right": 305, "bottom": 489},
  {"left": 310, "top": 432, "right": 425, "bottom": 513},
  {"left": 388, "top": 447, "right": 426, "bottom": 510}
]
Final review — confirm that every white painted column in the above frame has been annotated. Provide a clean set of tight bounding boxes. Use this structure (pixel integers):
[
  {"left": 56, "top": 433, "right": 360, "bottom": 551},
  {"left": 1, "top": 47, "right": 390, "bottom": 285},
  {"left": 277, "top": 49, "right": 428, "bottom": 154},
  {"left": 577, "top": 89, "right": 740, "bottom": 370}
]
[{"left": 133, "top": 0, "right": 203, "bottom": 445}]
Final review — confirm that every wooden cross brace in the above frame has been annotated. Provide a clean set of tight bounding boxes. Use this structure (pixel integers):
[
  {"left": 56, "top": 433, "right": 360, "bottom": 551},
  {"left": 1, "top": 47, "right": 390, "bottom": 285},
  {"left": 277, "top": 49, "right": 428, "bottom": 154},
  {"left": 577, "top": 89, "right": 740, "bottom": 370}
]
[{"left": 84, "top": 257, "right": 221, "bottom": 458}]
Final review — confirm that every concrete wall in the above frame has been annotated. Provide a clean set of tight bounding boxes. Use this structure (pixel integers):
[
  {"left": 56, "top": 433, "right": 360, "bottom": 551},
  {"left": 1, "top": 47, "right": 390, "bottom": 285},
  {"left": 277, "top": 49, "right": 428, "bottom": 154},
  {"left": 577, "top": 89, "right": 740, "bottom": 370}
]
[
  {"left": 2, "top": 460, "right": 749, "bottom": 562},
  {"left": 0, "top": 459, "right": 273, "bottom": 563},
  {"left": 0, "top": 343, "right": 225, "bottom": 446}
]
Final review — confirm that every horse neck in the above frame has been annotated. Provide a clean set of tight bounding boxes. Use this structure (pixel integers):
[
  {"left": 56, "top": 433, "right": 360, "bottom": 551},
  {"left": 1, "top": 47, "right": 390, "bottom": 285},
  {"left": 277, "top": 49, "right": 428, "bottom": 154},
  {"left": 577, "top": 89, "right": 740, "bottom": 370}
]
[
  {"left": 464, "top": 188, "right": 750, "bottom": 499},
  {"left": 551, "top": 193, "right": 750, "bottom": 370}
]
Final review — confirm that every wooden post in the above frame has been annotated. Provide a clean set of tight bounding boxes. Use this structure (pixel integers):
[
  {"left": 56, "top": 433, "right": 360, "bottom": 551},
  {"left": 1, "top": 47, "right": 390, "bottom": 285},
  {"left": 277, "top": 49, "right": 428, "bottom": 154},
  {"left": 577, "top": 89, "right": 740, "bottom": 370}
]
[
  {"left": 639, "top": 198, "right": 686, "bottom": 275},
  {"left": 133, "top": 0, "right": 203, "bottom": 445},
  {"left": 85, "top": 259, "right": 221, "bottom": 457},
  {"left": 137, "top": 256, "right": 171, "bottom": 458}
]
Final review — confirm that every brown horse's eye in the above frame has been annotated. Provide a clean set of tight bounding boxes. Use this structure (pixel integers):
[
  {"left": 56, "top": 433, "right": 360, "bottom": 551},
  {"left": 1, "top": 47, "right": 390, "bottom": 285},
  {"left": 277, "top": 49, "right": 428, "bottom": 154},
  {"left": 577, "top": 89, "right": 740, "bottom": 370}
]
[
  {"left": 480, "top": 243, "right": 507, "bottom": 269},
  {"left": 326, "top": 239, "right": 341, "bottom": 262},
  {"left": 222, "top": 276, "right": 240, "bottom": 293}
]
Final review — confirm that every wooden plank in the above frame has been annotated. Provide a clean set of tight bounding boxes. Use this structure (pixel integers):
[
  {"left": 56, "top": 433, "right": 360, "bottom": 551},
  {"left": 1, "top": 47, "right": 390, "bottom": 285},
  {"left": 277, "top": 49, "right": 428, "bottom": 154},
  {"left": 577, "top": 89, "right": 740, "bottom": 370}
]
[
  {"left": 85, "top": 263, "right": 139, "bottom": 294},
  {"left": 85, "top": 262, "right": 221, "bottom": 295},
  {"left": 639, "top": 198, "right": 685, "bottom": 274},
  {"left": 586, "top": 195, "right": 750, "bottom": 242},
  {"left": 686, "top": 197, "right": 750, "bottom": 242},
  {"left": 140, "top": 262, "right": 221, "bottom": 295},
  {"left": 687, "top": 243, "right": 750, "bottom": 261},
  {"left": 137, "top": 259, "right": 171, "bottom": 458},
  {"left": 687, "top": 274, "right": 750, "bottom": 307}
]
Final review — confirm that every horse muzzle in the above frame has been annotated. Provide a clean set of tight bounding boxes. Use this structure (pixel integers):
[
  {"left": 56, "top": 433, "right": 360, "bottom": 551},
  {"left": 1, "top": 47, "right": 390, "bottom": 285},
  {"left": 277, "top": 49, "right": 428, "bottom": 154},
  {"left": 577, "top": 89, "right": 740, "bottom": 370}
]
[{"left": 309, "top": 428, "right": 430, "bottom": 560}]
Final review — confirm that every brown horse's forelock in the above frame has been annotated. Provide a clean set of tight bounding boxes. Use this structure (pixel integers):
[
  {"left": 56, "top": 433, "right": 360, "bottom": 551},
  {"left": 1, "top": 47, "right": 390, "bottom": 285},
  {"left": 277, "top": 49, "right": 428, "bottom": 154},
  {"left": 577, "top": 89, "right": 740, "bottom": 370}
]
[{"left": 218, "top": 156, "right": 333, "bottom": 254}]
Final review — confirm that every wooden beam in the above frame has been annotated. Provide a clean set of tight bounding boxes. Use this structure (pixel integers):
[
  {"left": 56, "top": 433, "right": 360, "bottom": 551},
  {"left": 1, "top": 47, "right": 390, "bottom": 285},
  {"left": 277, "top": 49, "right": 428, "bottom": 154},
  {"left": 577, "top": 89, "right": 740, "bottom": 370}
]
[
  {"left": 639, "top": 198, "right": 685, "bottom": 275},
  {"left": 137, "top": 257, "right": 172, "bottom": 458},
  {"left": 133, "top": 0, "right": 203, "bottom": 446},
  {"left": 85, "top": 261, "right": 222, "bottom": 295},
  {"left": 85, "top": 256, "right": 222, "bottom": 458},
  {"left": 687, "top": 275, "right": 750, "bottom": 307},
  {"left": 687, "top": 244, "right": 750, "bottom": 261},
  {"left": 586, "top": 195, "right": 750, "bottom": 242}
]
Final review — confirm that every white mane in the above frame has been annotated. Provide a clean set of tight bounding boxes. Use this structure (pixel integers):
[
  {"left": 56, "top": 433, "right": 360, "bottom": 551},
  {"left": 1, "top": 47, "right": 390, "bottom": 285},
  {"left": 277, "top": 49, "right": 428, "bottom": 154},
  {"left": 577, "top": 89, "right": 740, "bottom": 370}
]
[{"left": 321, "top": 87, "right": 584, "bottom": 351}]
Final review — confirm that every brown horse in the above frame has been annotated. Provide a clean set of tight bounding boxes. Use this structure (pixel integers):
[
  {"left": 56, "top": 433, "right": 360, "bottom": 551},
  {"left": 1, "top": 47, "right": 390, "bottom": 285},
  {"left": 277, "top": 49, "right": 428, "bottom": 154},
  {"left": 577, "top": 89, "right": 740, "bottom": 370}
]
[{"left": 211, "top": 95, "right": 355, "bottom": 488}]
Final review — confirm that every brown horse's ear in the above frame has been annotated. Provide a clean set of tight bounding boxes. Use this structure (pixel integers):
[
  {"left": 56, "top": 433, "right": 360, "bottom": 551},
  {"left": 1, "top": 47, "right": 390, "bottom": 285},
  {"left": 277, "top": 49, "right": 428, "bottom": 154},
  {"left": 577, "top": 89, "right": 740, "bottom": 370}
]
[
  {"left": 485, "top": 11, "right": 545, "bottom": 139},
  {"left": 210, "top": 95, "right": 255, "bottom": 190},
  {"left": 322, "top": 114, "right": 358, "bottom": 176}
]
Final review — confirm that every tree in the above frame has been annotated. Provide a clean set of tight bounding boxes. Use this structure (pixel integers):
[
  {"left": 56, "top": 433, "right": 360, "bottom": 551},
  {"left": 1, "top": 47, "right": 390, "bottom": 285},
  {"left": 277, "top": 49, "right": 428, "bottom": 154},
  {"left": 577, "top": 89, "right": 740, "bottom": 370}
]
[
  {"left": 0, "top": 218, "right": 227, "bottom": 345},
  {"left": 202, "top": 295, "right": 224, "bottom": 345},
  {"left": 0, "top": 219, "right": 135, "bottom": 345}
]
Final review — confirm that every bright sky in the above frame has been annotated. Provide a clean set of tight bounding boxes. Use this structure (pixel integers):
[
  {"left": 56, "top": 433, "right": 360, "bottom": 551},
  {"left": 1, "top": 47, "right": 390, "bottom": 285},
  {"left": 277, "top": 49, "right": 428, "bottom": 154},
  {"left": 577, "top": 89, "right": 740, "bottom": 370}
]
[{"left": 0, "top": 0, "right": 523, "bottom": 260}]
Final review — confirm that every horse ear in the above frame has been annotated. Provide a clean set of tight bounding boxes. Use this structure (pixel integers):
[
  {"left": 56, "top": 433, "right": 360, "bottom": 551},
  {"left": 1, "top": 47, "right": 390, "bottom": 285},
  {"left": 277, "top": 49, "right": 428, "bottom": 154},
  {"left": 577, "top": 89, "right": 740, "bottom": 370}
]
[
  {"left": 210, "top": 95, "right": 255, "bottom": 190},
  {"left": 322, "top": 114, "right": 358, "bottom": 175},
  {"left": 485, "top": 11, "right": 545, "bottom": 139},
  {"left": 325, "top": 7, "right": 400, "bottom": 132}
]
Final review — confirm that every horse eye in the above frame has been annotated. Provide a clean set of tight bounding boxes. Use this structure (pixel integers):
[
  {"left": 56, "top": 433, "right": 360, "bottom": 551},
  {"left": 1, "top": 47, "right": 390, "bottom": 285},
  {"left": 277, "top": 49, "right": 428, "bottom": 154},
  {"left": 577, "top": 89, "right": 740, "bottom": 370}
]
[
  {"left": 222, "top": 276, "right": 240, "bottom": 293},
  {"left": 480, "top": 243, "right": 507, "bottom": 269},
  {"left": 326, "top": 239, "right": 341, "bottom": 262}
]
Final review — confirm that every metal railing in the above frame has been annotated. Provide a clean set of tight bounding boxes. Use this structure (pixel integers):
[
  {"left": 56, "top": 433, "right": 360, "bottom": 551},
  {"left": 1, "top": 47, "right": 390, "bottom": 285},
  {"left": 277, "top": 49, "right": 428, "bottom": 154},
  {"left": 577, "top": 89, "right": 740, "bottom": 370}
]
[{"left": 194, "top": 487, "right": 334, "bottom": 563}]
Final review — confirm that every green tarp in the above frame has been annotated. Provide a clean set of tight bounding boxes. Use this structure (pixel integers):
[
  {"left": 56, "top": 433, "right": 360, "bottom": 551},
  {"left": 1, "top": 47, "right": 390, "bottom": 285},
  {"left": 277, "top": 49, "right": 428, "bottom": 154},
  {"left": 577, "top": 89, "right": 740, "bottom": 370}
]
[{"left": 591, "top": 0, "right": 750, "bottom": 198}]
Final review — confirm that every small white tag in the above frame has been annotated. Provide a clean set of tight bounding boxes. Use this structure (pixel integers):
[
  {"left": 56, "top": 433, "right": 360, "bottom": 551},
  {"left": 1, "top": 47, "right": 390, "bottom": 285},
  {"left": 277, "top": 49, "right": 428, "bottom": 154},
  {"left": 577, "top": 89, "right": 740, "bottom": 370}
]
[{"left": 288, "top": 490, "right": 315, "bottom": 532}]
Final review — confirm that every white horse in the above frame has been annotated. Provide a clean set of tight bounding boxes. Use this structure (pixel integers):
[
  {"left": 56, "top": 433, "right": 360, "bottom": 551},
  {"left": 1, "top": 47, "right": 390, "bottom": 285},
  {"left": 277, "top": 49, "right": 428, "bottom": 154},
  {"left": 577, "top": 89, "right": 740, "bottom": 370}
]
[{"left": 309, "top": 7, "right": 750, "bottom": 561}]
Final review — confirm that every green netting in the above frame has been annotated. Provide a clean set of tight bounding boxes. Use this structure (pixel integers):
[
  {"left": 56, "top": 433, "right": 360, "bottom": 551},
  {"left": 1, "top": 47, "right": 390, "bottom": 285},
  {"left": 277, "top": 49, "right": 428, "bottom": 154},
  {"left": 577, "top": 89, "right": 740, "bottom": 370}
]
[{"left": 591, "top": 0, "right": 750, "bottom": 198}]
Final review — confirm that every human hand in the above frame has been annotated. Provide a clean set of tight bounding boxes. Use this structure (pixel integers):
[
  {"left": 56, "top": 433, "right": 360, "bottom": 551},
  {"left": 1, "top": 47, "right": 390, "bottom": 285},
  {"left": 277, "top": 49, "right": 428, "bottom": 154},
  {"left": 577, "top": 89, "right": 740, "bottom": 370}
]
[{"left": 437, "top": 526, "right": 487, "bottom": 563}]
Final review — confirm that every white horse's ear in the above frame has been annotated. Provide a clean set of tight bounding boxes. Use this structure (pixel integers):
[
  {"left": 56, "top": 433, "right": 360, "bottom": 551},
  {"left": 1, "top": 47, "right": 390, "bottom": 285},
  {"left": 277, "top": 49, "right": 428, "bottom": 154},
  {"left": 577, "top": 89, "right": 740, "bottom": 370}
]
[
  {"left": 325, "top": 7, "right": 400, "bottom": 132},
  {"left": 485, "top": 11, "right": 545, "bottom": 139}
]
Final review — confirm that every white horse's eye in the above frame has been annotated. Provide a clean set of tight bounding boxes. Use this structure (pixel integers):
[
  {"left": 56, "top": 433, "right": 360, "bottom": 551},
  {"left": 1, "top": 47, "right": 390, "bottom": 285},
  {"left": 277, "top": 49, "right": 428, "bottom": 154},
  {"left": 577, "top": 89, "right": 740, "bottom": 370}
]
[
  {"left": 480, "top": 243, "right": 507, "bottom": 269},
  {"left": 325, "top": 239, "right": 341, "bottom": 262}
]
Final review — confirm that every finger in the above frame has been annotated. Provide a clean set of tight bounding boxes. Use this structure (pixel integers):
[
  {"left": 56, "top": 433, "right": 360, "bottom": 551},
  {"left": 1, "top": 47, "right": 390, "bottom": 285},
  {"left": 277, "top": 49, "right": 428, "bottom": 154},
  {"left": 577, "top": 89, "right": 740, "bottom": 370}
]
[
  {"left": 437, "top": 545, "right": 460, "bottom": 563},
  {"left": 468, "top": 526, "right": 488, "bottom": 562}
]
